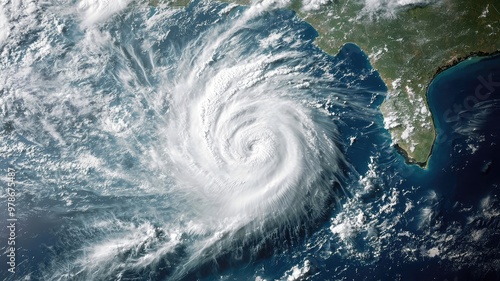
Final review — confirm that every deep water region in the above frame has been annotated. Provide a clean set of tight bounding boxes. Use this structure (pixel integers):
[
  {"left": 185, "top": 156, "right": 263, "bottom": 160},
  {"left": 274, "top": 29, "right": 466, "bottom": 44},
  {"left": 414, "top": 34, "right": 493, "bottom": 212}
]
[{"left": 0, "top": 1, "right": 499, "bottom": 280}]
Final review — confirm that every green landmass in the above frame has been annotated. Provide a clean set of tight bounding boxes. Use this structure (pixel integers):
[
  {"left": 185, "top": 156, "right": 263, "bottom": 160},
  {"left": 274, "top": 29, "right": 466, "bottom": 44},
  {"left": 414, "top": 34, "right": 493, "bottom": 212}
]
[
  {"left": 295, "top": 0, "right": 500, "bottom": 165},
  {"left": 158, "top": 0, "right": 500, "bottom": 165}
]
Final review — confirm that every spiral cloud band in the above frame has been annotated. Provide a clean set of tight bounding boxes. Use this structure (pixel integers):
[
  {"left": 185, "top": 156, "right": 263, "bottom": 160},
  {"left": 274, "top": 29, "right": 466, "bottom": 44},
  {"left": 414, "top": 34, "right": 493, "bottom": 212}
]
[
  {"left": 165, "top": 53, "right": 342, "bottom": 223},
  {"left": 0, "top": 0, "right": 359, "bottom": 279},
  {"left": 145, "top": 5, "right": 350, "bottom": 277}
]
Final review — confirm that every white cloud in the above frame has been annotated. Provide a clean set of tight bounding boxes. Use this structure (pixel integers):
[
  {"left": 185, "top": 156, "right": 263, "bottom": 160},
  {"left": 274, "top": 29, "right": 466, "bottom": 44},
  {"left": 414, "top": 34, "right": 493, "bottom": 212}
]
[
  {"left": 0, "top": 5, "right": 9, "bottom": 48},
  {"left": 362, "top": 0, "right": 439, "bottom": 18},
  {"left": 78, "top": 0, "right": 133, "bottom": 27}
]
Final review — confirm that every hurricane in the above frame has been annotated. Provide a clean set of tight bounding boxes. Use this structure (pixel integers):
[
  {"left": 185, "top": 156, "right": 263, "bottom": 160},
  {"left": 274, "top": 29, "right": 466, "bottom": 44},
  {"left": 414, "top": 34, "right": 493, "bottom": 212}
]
[
  {"left": 0, "top": 0, "right": 380, "bottom": 280},
  {"left": 163, "top": 6, "right": 344, "bottom": 222},
  {"left": 3, "top": 0, "right": 500, "bottom": 280}
]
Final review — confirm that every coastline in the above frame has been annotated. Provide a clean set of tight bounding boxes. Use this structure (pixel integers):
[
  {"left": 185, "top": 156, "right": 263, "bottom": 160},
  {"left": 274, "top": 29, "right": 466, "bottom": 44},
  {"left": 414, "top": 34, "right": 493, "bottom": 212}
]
[
  {"left": 399, "top": 50, "right": 500, "bottom": 168},
  {"left": 432, "top": 50, "right": 500, "bottom": 80},
  {"left": 298, "top": 0, "right": 500, "bottom": 166},
  {"left": 159, "top": 0, "right": 500, "bottom": 169},
  {"left": 422, "top": 51, "right": 500, "bottom": 169}
]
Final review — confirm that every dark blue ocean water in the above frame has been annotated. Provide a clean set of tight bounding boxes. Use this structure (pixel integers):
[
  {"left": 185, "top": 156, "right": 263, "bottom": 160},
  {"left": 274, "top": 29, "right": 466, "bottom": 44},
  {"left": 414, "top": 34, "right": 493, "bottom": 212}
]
[
  {"left": 225, "top": 52, "right": 500, "bottom": 281},
  {"left": 181, "top": 5, "right": 500, "bottom": 280},
  {"left": 1, "top": 1, "right": 499, "bottom": 280},
  {"left": 426, "top": 55, "right": 500, "bottom": 204},
  {"left": 200, "top": 19, "right": 500, "bottom": 281}
]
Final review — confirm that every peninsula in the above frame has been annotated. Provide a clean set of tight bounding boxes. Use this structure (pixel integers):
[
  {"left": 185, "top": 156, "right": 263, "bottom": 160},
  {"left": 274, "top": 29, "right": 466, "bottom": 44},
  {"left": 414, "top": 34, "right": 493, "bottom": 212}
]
[
  {"left": 295, "top": 0, "right": 500, "bottom": 165},
  {"left": 160, "top": 0, "right": 500, "bottom": 165}
]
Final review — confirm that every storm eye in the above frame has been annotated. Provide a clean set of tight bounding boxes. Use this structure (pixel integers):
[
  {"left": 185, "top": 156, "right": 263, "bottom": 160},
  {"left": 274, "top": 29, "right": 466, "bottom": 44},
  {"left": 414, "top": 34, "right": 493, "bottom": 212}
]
[{"left": 247, "top": 141, "right": 255, "bottom": 151}]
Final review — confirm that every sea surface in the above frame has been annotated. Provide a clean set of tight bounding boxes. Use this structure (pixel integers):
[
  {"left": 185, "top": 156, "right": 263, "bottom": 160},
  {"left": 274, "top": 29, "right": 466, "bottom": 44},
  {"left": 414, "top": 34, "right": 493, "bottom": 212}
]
[{"left": 0, "top": 1, "right": 499, "bottom": 280}]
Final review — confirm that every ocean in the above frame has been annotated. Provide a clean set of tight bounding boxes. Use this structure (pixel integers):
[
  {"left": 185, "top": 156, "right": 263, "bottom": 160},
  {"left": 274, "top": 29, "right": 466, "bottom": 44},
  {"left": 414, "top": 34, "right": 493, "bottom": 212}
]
[{"left": 0, "top": 1, "right": 499, "bottom": 280}]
